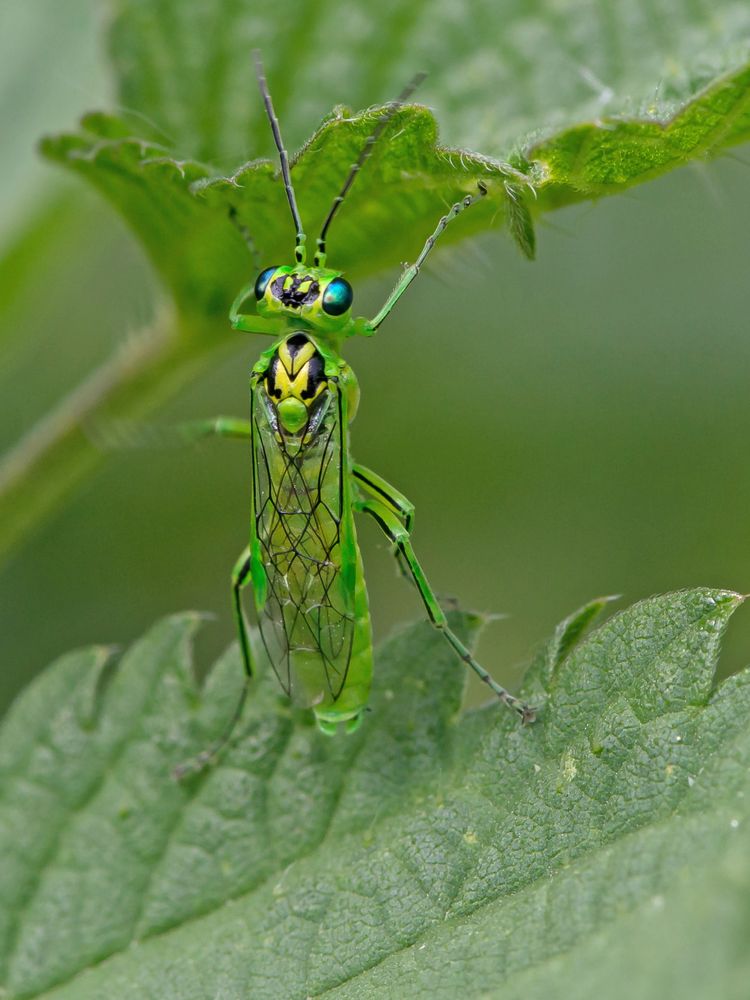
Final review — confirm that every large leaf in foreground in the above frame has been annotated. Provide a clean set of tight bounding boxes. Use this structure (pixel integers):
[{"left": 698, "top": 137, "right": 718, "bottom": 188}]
[{"left": 1, "top": 589, "right": 749, "bottom": 998}]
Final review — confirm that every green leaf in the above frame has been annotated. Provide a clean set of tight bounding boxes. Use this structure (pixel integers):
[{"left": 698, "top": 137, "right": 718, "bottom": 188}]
[
  {"left": 8, "top": 0, "right": 750, "bottom": 570},
  {"left": 2, "top": 589, "right": 749, "bottom": 999},
  {"left": 42, "top": 1, "right": 750, "bottom": 320},
  {"left": 0, "top": 0, "right": 109, "bottom": 238}
]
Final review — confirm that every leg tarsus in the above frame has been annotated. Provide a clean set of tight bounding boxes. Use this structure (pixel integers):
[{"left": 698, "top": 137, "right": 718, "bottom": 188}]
[
  {"left": 368, "top": 183, "right": 488, "bottom": 331},
  {"left": 173, "top": 548, "right": 255, "bottom": 780},
  {"left": 356, "top": 496, "right": 536, "bottom": 725},
  {"left": 437, "top": 622, "right": 536, "bottom": 723},
  {"left": 172, "top": 680, "right": 249, "bottom": 780}
]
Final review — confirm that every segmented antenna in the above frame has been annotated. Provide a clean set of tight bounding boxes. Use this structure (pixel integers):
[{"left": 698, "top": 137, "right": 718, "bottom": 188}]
[
  {"left": 253, "top": 50, "right": 306, "bottom": 263},
  {"left": 315, "top": 72, "right": 427, "bottom": 266}
]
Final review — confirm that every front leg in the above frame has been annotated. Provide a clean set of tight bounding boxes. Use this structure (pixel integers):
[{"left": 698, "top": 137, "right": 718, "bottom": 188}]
[
  {"left": 230, "top": 281, "right": 286, "bottom": 336},
  {"left": 365, "top": 183, "right": 488, "bottom": 332}
]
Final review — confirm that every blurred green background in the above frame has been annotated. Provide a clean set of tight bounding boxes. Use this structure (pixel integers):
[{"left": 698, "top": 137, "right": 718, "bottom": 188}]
[{"left": 2, "top": 2, "right": 750, "bottom": 718}]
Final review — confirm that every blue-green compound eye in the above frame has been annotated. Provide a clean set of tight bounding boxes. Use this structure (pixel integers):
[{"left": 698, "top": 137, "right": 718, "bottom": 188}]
[
  {"left": 255, "top": 266, "right": 278, "bottom": 300},
  {"left": 322, "top": 277, "right": 353, "bottom": 316}
]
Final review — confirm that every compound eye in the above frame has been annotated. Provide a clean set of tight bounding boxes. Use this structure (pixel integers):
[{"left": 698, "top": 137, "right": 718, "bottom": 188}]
[
  {"left": 254, "top": 266, "right": 278, "bottom": 300},
  {"left": 322, "top": 277, "right": 353, "bottom": 316}
]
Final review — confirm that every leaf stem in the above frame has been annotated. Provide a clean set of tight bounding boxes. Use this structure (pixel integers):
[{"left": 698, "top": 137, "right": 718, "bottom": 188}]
[{"left": 0, "top": 307, "right": 222, "bottom": 568}]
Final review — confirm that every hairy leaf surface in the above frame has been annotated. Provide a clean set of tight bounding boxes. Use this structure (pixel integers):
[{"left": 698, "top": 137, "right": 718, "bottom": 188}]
[
  {"left": 42, "top": 0, "right": 750, "bottom": 317},
  {"left": 1, "top": 590, "right": 749, "bottom": 998}
]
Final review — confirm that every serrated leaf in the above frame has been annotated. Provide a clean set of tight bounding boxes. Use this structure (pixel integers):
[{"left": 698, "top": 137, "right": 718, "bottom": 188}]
[
  {"left": 42, "top": 1, "right": 750, "bottom": 320},
  {"left": 1, "top": 589, "right": 749, "bottom": 999},
  {"left": 8, "top": 0, "right": 750, "bottom": 574}
]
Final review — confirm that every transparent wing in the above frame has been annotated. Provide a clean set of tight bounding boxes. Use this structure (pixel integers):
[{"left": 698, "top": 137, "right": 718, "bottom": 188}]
[{"left": 251, "top": 381, "right": 355, "bottom": 701}]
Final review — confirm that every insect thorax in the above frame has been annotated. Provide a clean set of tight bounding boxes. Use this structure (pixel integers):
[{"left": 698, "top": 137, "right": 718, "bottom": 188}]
[{"left": 260, "top": 332, "right": 332, "bottom": 447}]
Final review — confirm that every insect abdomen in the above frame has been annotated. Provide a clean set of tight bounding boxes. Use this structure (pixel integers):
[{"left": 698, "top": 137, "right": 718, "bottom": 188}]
[
  {"left": 251, "top": 334, "right": 369, "bottom": 726},
  {"left": 312, "top": 547, "right": 373, "bottom": 732}
]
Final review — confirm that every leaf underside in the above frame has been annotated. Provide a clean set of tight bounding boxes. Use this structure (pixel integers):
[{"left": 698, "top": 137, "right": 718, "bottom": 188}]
[
  {"left": 41, "top": 1, "right": 750, "bottom": 320},
  {"left": 1, "top": 589, "right": 750, "bottom": 999},
  {"left": 5, "top": 0, "right": 750, "bottom": 569}
]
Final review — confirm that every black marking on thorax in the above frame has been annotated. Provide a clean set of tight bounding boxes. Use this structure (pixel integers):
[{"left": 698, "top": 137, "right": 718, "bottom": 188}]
[{"left": 265, "top": 334, "right": 326, "bottom": 402}]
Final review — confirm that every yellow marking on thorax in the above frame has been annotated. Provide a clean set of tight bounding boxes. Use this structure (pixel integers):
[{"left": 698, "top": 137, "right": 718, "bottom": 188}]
[
  {"left": 278, "top": 339, "right": 316, "bottom": 376},
  {"left": 267, "top": 341, "right": 327, "bottom": 406}
]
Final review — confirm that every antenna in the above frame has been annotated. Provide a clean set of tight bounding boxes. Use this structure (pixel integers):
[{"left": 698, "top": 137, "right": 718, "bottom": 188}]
[
  {"left": 252, "top": 50, "right": 306, "bottom": 263},
  {"left": 315, "top": 72, "right": 427, "bottom": 266}
]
